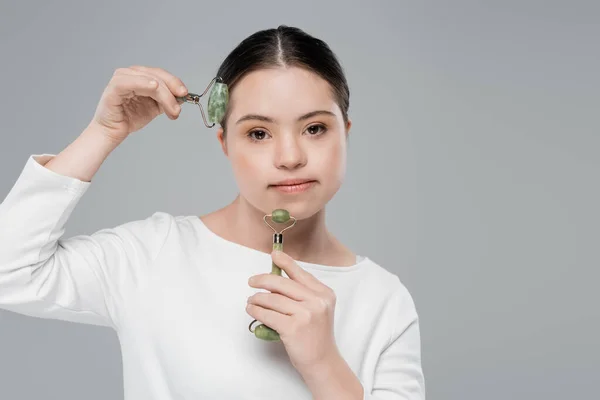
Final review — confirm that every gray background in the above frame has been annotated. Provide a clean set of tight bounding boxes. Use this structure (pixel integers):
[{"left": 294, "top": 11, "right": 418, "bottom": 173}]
[{"left": 0, "top": 1, "right": 598, "bottom": 399}]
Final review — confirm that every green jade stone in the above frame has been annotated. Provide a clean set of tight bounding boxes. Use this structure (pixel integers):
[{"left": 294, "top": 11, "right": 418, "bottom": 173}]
[
  {"left": 271, "top": 242, "right": 283, "bottom": 275},
  {"left": 254, "top": 324, "right": 281, "bottom": 341},
  {"left": 207, "top": 82, "right": 229, "bottom": 124},
  {"left": 271, "top": 209, "right": 290, "bottom": 223},
  {"left": 253, "top": 241, "right": 284, "bottom": 342}
]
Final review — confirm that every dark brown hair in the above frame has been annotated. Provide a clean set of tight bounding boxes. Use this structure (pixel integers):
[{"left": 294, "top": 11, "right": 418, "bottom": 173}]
[{"left": 216, "top": 25, "right": 350, "bottom": 133}]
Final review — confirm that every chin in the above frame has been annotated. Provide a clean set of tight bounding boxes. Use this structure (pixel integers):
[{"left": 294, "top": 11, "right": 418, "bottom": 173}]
[
  {"left": 276, "top": 201, "right": 324, "bottom": 221},
  {"left": 247, "top": 195, "right": 325, "bottom": 222}
]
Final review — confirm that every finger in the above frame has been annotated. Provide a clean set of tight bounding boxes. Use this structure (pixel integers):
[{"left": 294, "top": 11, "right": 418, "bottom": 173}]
[
  {"left": 272, "top": 250, "right": 323, "bottom": 292},
  {"left": 248, "top": 292, "right": 304, "bottom": 316},
  {"left": 248, "top": 273, "right": 313, "bottom": 301},
  {"left": 111, "top": 71, "right": 181, "bottom": 119},
  {"left": 129, "top": 65, "right": 188, "bottom": 97},
  {"left": 246, "top": 303, "right": 290, "bottom": 333},
  {"left": 109, "top": 73, "right": 162, "bottom": 99}
]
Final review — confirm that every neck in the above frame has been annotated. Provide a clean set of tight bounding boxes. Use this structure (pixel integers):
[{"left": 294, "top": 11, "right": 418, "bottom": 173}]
[{"left": 219, "top": 194, "right": 332, "bottom": 263}]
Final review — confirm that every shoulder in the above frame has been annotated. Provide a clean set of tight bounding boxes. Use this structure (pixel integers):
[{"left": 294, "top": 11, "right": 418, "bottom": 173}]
[
  {"left": 113, "top": 211, "right": 197, "bottom": 231},
  {"left": 357, "top": 257, "right": 411, "bottom": 295},
  {"left": 92, "top": 211, "right": 196, "bottom": 258},
  {"left": 103, "top": 211, "right": 179, "bottom": 236},
  {"left": 360, "top": 257, "right": 419, "bottom": 318}
]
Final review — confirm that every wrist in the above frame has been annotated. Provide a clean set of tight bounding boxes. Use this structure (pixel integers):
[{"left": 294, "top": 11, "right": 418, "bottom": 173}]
[
  {"left": 83, "top": 120, "right": 125, "bottom": 149},
  {"left": 298, "top": 351, "right": 364, "bottom": 400},
  {"left": 43, "top": 122, "right": 121, "bottom": 182},
  {"left": 295, "top": 346, "right": 340, "bottom": 379},
  {"left": 298, "top": 352, "right": 339, "bottom": 386}
]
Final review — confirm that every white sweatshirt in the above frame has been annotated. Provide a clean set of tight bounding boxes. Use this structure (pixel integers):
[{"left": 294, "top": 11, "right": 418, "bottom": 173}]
[{"left": 0, "top": 154, "right": 425, "bottom": 400}]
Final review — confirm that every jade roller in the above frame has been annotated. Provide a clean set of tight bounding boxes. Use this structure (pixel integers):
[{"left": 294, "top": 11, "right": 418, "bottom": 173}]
[
  {"left": 248, "top": 209, "right": 297, "bottom": 341},
  {"left": 177, "top": 76, "right": 228, "bottom": 127}
]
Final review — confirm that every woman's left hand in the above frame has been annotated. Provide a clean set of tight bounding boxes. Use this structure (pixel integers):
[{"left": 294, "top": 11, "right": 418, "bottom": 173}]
[{"left": 246, "top": 250, "right": 339, "bottom": 374}]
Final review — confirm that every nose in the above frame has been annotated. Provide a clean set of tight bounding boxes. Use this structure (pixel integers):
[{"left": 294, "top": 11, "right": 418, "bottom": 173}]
[{"left": 274, "top": 135, "right": 307, "bottom": 170}]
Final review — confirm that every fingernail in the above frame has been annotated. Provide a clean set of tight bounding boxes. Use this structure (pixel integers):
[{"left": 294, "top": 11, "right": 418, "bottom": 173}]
[{"left": 179, "top": 85, "right": 187, "bottom": 95}]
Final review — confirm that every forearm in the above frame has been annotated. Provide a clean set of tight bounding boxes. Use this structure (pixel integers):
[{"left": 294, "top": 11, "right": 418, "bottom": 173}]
[
  {"left": 44, "top": 122, "right": 119, "bottom": 182},
  {"left": 300, "top": 352, "right": 364, "bottom": 400}
]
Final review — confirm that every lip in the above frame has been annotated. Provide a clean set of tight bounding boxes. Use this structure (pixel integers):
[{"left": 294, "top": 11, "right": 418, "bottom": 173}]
[
  {"left": 271, "top": 178, "right": 316, "bottom": 186},
  {"left": 269, "top": 179, "right": 316, "bottom": 194}
]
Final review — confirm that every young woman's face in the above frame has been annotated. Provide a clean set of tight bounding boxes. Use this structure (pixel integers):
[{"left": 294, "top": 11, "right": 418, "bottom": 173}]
[{"left": 217, "top": 66, "right": 351, "bottom": 220}]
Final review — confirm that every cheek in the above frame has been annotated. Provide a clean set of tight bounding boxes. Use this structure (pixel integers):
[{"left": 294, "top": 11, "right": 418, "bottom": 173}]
[
  {"left": 232, "top": 154, "right": 254, "bottom": 177},
  {"left": 230, "top": 149, "right": 267, "bottom": 190},
  {"left": 314, "top": 139, "right": 347, "bottom": 180}
]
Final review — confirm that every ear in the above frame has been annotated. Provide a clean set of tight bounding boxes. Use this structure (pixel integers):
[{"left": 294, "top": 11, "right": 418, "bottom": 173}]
[
  {"left": 217, "top": 127, "right": 228, "bottom": 156},
  {"left": 345, "top": 118, "right": 352, "bottom": 138}
]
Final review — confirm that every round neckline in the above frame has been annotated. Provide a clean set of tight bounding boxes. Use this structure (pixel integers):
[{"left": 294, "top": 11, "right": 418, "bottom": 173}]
[{"left": 189, "top": 215, "right": 368, "bottom": 273}]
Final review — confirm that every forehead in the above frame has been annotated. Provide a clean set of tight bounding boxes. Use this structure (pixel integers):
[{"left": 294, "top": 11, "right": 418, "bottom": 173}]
[{"left": 227, "top": 66, "right": 339, "bottom": 121}]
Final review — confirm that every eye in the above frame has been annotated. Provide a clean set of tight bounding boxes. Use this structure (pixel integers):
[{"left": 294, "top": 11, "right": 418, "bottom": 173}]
[
  {"left": 305, "top": 124, "right": 327, "bottom": 136},
  {"left": 247, "top": 129, "right": 271, "bottom": 142}
]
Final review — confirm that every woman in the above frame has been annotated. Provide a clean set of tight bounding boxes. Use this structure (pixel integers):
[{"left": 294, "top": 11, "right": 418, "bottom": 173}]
[{"left": 0, "top": 26, "right": 425, "bottom": 399}]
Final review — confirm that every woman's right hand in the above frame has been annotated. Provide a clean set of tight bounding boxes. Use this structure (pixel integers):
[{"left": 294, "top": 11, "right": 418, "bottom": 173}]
[{"left": 90, "top": 66, "right": 188, "bottom": 144}]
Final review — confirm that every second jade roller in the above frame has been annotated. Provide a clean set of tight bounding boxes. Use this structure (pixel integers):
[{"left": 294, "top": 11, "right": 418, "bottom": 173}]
[{"left": 249, "top": 209, "right": 297, "bottom": 342}]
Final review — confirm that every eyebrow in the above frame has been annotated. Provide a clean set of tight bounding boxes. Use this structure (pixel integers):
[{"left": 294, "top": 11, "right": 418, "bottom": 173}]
[{"left": 235, "top": 110, "right": 336, "bottom": 125}]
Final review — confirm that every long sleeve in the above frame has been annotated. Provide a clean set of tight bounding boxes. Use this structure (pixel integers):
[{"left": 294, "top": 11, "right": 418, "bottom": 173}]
[
  {"left": 364, "top": 283, "right": 426, "bottom": 400},
  {"left": 0, "top": 154, "right": 171, "bottom": 329}
]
